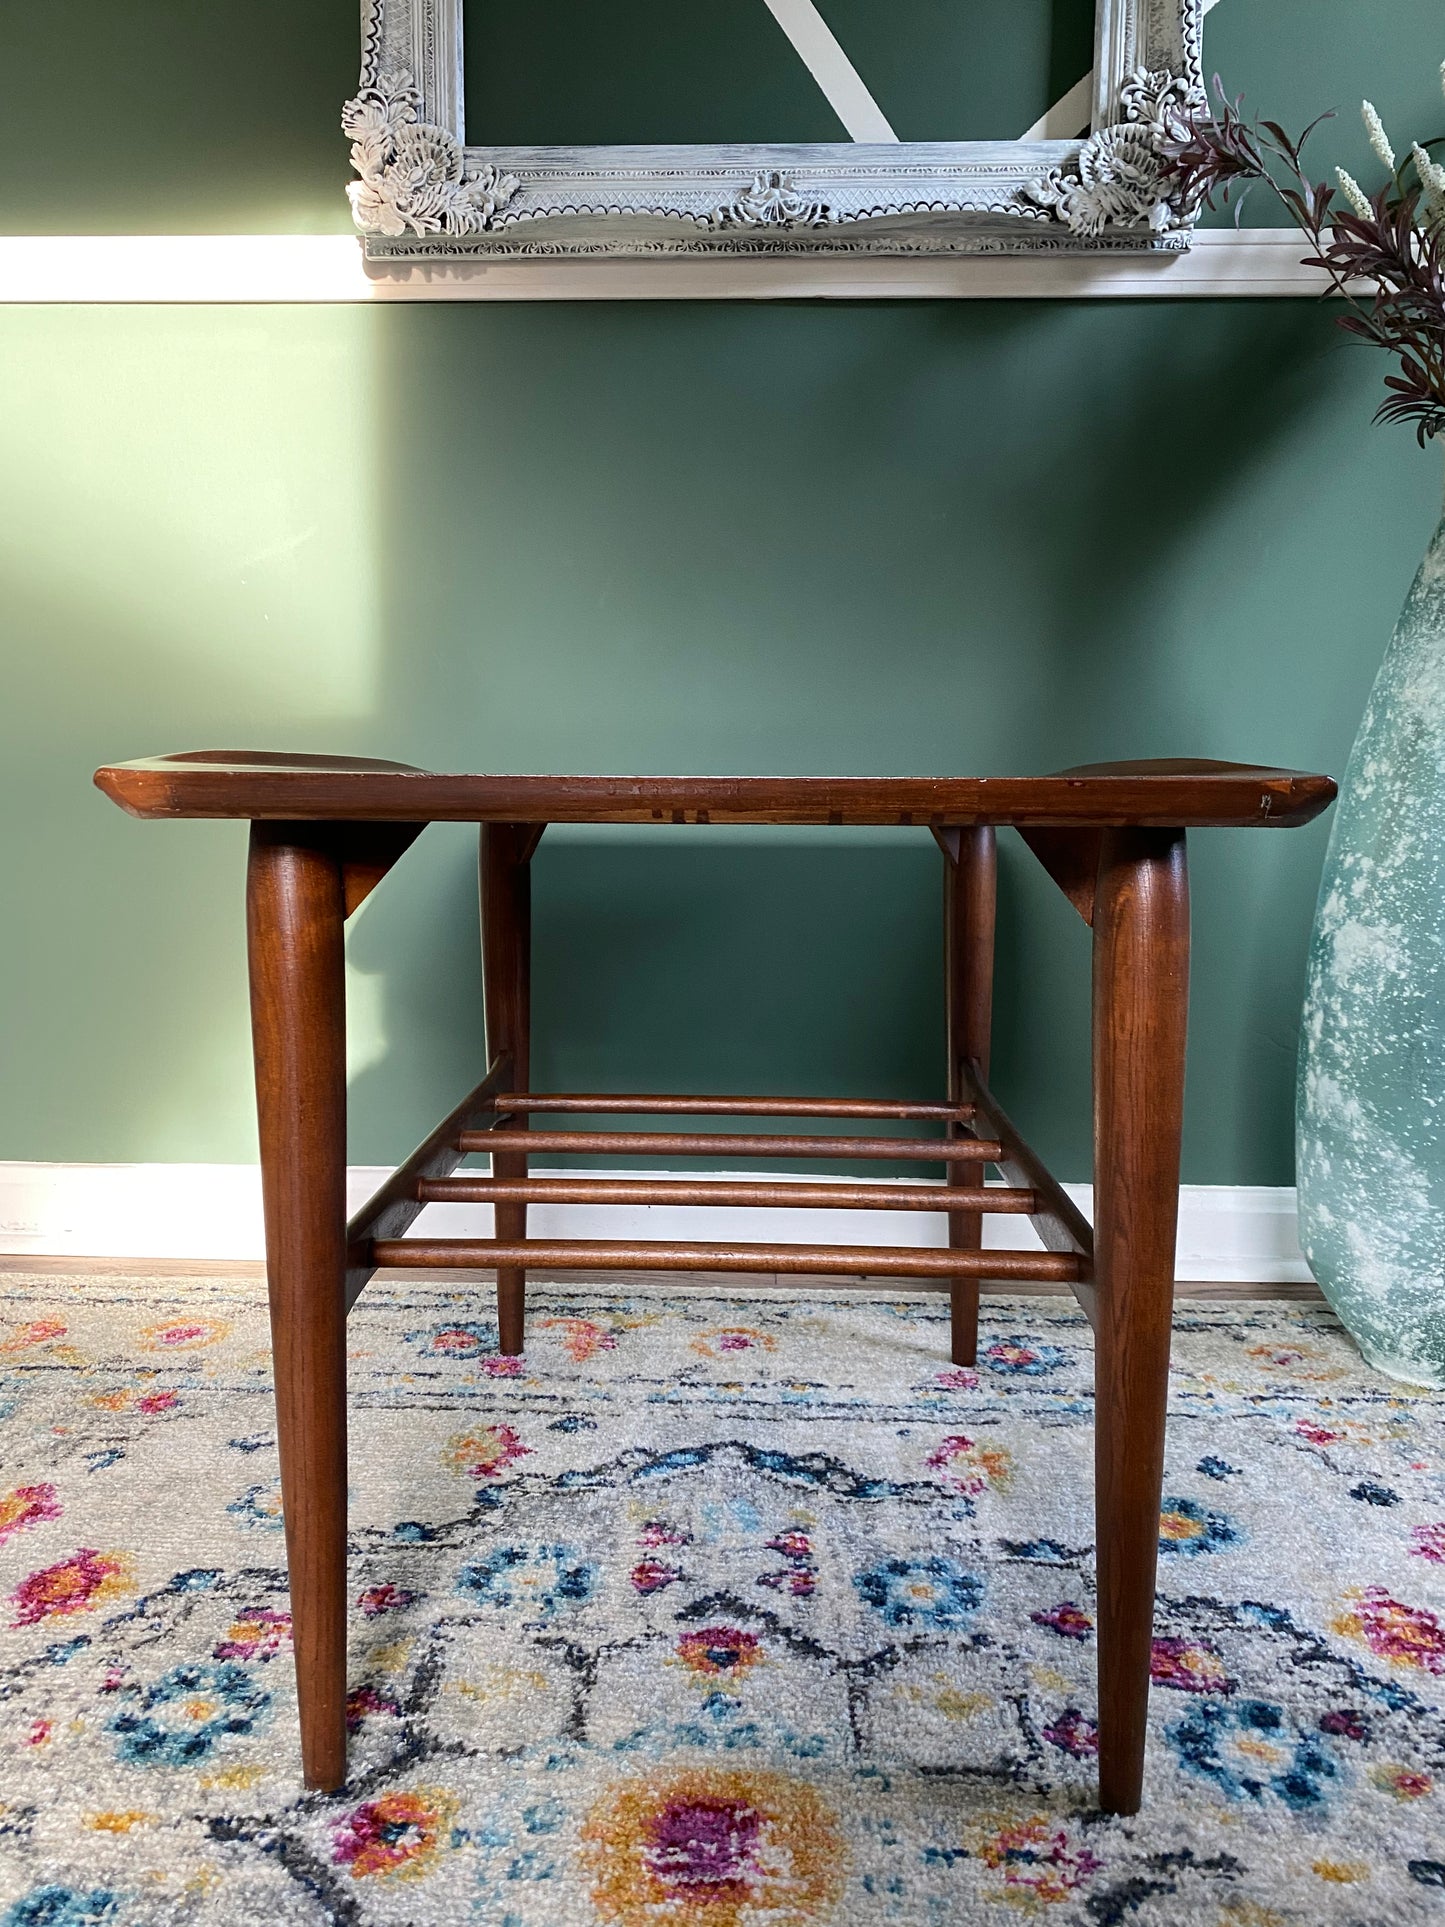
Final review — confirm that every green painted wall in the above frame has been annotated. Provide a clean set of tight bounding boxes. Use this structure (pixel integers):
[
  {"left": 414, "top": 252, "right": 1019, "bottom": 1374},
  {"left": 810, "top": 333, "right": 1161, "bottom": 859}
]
[
  {"left": 462, "top": 0, "right": 1096, "bottom": 145},
  {"left": 2, "top": 2, "right": 1442, "bottom": 1182}
]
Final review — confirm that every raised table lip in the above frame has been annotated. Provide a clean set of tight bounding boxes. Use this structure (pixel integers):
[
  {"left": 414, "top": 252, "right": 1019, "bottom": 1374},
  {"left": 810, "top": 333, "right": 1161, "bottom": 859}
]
[{"left": 93, "top": 750, "right": 1337, "bottom": 829}]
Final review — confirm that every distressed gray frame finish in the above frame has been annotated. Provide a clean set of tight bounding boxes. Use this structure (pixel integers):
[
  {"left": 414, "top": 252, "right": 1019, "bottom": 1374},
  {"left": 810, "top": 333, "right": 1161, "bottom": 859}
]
[{"left": 346, "top": 0, "right": 1204, "bottom": 260}]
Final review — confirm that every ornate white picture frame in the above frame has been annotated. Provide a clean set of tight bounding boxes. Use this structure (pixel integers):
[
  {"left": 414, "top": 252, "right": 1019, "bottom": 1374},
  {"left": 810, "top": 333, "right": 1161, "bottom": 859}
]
[{"left": 346, "top": 0, "right": 1204, "bottom": 260}]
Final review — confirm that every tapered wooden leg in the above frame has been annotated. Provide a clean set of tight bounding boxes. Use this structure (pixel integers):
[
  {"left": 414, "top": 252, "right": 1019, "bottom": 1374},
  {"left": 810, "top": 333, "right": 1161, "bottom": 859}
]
[
  {"left": 481, "top": 823, "right": 532, "bottom": 1355},
  {"left": 246, "top": 825, "right": 349, "bottom": 1792},
  {"left": 944, "top": 826, "right": 996, "bottom": 1366},
  {"left": 1091, "top": 827, "right": 1189, "bottom": 1816}
]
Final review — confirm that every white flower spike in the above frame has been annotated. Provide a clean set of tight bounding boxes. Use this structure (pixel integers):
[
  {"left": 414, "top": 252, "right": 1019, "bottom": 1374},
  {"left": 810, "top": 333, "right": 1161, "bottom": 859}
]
[
  {"left": 1335, "top": 168, "right": 1374, "bottom": 221},
  {"left": 1362, "top": 101, "right": 1396, "bottom": 173},
  {"left": 1414, "top": 143, "right": 1445, "bottom": 230}
]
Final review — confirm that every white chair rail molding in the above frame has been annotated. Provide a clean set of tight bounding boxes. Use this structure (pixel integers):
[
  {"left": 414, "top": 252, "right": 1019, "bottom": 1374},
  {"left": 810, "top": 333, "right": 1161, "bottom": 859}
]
[{"left": 0, "top": 227, "right": 1344, "bottom": 302}]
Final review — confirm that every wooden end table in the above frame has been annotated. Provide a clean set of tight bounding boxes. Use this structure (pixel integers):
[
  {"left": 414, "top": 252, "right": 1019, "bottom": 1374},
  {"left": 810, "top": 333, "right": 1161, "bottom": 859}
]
[{"left": 94, "top": 750, "right": 1335, "bottom": 1813}]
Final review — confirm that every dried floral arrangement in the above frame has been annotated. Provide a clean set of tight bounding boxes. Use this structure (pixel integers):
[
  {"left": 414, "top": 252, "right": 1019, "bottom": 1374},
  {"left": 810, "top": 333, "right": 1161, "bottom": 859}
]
[{"left": 1162, "top": 69, "right": 1445, "bottom": 442}]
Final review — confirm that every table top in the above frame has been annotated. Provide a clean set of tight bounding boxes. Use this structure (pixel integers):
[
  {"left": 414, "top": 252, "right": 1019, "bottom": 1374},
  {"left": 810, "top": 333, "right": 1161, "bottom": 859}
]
[{"left": 94, "top": 751, "right": 1336, "bottom": 829}]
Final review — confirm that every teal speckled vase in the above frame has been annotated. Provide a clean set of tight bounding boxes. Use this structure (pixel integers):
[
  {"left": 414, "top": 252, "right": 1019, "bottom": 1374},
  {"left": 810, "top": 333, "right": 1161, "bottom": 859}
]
[{"left": 1297, "top": 505, "right": 1445, "bottom": 1387}]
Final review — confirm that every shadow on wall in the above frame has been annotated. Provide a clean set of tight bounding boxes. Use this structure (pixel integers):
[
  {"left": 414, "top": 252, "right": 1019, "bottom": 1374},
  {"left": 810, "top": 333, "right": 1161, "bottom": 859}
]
[
  {"left": 348, "top": 832, "right": 947, "bottom": 1172},
  {"left": 818, "top": 295, "right": 1338, "bottom": 733},
  {"left": 347, "top": 295, "right": 1351, "bottom": 1184}
]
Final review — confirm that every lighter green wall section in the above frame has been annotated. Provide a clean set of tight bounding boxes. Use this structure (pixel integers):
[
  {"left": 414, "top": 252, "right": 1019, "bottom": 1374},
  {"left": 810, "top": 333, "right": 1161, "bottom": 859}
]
[{"left": 1, "top": 3, "right": 1443, "bottom": 1181}]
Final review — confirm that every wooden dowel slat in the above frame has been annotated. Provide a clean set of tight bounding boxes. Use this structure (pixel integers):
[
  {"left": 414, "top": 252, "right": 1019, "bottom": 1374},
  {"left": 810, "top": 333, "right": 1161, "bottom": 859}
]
[
  {"left": 457, "top": 1128, "right": 1003, "bottom": 1163},
  {"left": 345, "top": 1055, "right": 511, "bottom": 1309},
  {"left": 492, "top": 1091, "right": 974, "bottom": 1121},
  {"left": 418, "top": 1176, "right": 1036, "bottom": 1213},
  {"left": 370, "top": 1238, "right": 1082, "bottom": 1281}
]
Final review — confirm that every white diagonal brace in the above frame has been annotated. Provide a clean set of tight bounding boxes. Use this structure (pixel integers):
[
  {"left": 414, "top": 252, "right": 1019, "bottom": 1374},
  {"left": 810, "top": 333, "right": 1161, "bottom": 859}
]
[
  {"left": 760, "top": 0, "right": 899, "bottom": 143},
  {"left": 1021, "top": 74, "right": 1095, "bottom": 143},
  {"left": 1021, "top": 0, "right": 1224, "bottom": 142}
]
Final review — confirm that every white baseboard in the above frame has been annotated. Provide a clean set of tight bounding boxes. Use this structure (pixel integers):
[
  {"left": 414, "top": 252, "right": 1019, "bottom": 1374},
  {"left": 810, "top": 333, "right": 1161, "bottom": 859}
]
[{"left": 0, "top": 1162, "right": 1310, "bottom": 1284}]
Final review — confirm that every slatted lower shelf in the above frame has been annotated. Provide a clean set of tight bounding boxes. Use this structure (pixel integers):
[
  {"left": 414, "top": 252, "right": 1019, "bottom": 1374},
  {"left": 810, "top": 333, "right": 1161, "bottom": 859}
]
[{"left": 347, "top": 1073, "right": 1095, "bottom": 1319}]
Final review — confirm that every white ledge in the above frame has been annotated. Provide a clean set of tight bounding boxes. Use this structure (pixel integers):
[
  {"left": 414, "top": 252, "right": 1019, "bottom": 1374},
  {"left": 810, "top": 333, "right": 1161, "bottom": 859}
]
[{"left": 0, "top": 230, "right": 1334, "bottom": 302}]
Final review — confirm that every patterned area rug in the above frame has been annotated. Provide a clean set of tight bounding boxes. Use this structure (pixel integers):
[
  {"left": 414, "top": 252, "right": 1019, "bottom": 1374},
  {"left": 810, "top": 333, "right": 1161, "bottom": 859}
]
[{"left": 1, "top": 1273, "right": 1443, "bottom": 1926}]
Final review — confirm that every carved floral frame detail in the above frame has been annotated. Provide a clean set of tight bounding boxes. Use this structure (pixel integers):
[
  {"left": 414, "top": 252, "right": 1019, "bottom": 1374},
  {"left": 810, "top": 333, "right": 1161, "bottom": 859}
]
[{"left": 346, "top": 0, "right": 1204, "bottom": 259}]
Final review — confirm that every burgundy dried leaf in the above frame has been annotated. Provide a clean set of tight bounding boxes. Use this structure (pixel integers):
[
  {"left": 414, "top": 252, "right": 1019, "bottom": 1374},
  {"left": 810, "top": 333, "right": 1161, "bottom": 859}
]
[{"left": 1158, "top": 80, "right": 1445, "bottom": 439}]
